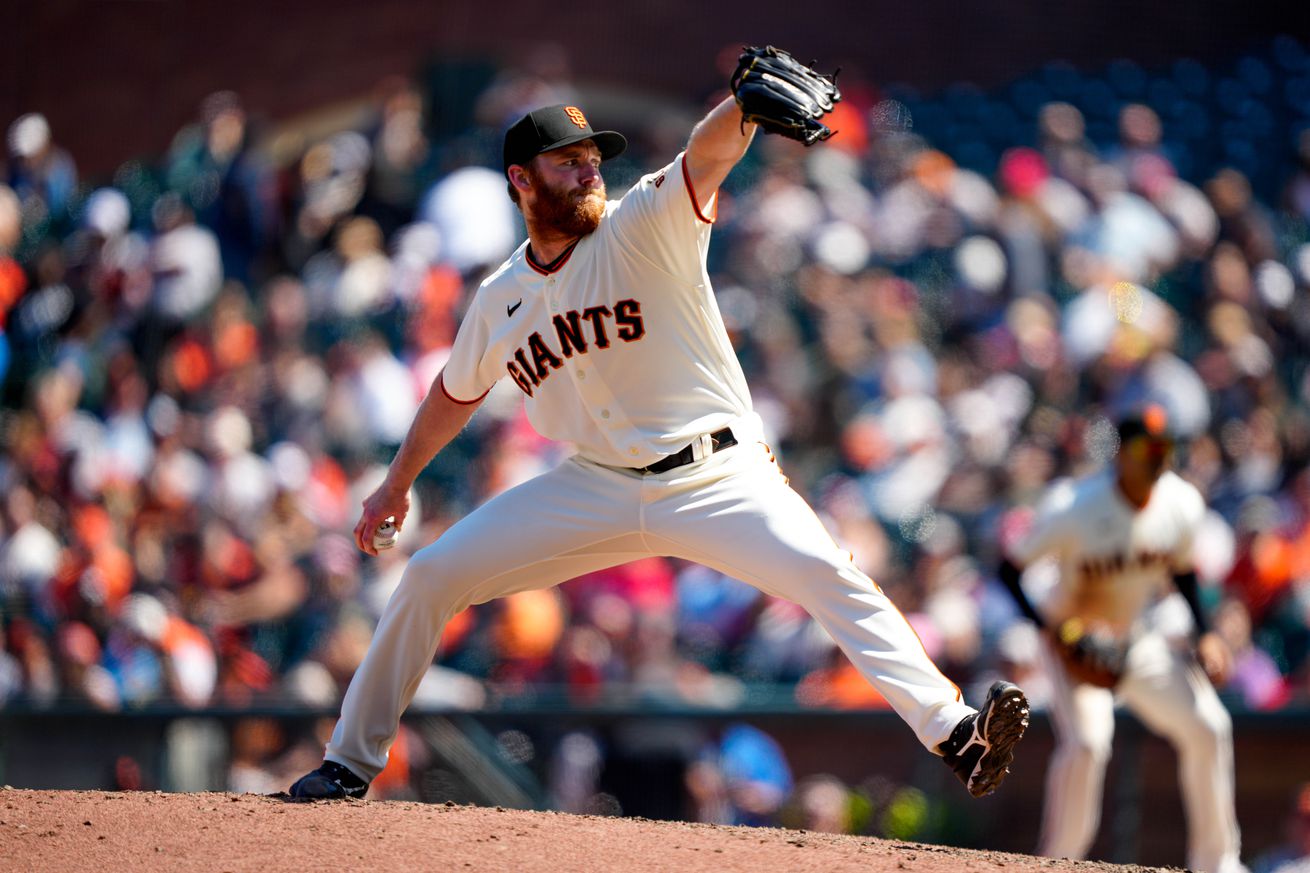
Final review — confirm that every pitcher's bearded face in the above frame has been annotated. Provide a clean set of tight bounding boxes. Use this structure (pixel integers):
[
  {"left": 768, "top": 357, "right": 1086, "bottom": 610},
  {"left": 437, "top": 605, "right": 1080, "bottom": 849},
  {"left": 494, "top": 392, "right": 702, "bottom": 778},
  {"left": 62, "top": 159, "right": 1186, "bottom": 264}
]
[
  {"left": 528, "top": 166, "right": 607, "bottom": 236},
  {"left": 517, "top": 140, "right": 607, "bottom": 236}
]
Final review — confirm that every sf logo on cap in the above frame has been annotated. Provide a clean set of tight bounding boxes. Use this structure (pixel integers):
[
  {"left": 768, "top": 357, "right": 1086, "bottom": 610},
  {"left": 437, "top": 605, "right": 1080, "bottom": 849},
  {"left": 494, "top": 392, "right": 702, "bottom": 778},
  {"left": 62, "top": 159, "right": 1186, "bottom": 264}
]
[{"left": 565, "top": 106, "right": 588, "bottom": 129}]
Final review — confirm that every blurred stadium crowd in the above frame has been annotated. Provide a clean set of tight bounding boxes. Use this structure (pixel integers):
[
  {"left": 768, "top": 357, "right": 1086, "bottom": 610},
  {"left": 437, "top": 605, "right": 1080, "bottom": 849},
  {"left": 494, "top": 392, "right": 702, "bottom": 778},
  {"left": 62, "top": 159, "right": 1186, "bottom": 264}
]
[{"left": 2, "top": 34, "right": 1310, "bottom": 831}]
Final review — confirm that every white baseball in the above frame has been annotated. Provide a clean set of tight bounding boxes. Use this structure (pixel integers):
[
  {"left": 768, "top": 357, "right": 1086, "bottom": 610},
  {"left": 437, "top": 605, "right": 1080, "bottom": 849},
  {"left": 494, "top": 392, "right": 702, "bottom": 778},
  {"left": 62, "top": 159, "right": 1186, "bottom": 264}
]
[{"left": 373, "top": 517, "right": 398, "bottom": 551}]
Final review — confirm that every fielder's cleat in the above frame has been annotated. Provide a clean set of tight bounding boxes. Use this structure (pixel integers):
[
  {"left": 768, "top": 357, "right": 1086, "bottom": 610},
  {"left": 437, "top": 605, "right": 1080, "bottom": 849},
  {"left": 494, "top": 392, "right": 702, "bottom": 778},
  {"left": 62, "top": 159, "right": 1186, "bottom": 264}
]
[
  {"left": 938, "top": 680, "right": 1030, "bottom": 798},
  {"left": 288, "top": 760, "right": 369, "bottom": 800}
]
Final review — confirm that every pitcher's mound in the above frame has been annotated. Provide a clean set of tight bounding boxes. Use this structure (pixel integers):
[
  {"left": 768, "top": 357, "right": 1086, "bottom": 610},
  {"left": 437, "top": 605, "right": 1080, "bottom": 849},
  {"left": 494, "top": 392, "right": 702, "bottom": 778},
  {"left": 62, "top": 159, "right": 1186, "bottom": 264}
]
[{"left": 0, "top": 788, "right": 1177, "bottom": 872}]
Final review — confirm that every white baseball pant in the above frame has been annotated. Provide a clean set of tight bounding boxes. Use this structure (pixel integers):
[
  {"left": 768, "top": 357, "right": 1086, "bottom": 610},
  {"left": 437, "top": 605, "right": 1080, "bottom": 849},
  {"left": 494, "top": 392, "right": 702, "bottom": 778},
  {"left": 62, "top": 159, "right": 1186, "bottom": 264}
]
[
  {"left": 1038, "top": 631, "right": 1247, "bottom": 873},
  {"left": 325, "top": 418, "right": 973, "bottom": 781}
]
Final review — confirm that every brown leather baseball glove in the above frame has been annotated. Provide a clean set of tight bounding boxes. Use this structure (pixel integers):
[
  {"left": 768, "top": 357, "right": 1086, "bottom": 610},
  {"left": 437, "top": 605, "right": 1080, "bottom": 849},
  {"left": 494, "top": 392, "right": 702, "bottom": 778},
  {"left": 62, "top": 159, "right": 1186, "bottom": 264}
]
[{"left": 1051, "top": 618, "right": 1126, "bottom": 689}]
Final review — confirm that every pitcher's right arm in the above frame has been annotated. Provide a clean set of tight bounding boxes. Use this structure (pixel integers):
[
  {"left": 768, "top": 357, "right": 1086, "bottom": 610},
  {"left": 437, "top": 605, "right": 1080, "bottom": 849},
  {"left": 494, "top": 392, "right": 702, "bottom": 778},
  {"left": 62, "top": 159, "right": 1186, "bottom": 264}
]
[{"left": 353, "top": 370, "right": 484, "bottom": 555}]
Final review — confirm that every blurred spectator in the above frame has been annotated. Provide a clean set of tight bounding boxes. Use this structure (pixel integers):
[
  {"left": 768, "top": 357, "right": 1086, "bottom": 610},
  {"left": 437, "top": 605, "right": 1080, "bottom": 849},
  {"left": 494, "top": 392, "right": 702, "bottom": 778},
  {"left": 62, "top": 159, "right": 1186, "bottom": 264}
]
[
  {"left": 418, "top": 165, "right": 519, "bottom": 277},
  {"left": 791, "top": 774, "right": 856, "bottom": 833},
  {"left": 1214, "top": 597, "right": 1289, "bottom": 710},
  {"left": 686, "top": 724, "right": 793, "bottom": 826},
  {"left": 1207, "top": 167, "right": 1279, "bottom": 263},
  {"left": 227, "top": 717, "right": 287, "bottom": 794},
  {"left": 166, "top": 92, "right": 272, "bottom": 285},
  {"left": 1111, "top": 103, "right": 1169, "bottom": 179},
  {"left": 0, "top": 184, "right": 24, "bottom": 382},
  {"left": 304, "top": 215, "right": 393, "bottom": 318},
  {"left": 1, "top": 481, "right": 61, "bottom": 604},
  {"left": 1038, "top": 101, "right": 1096, "bottom": 185},
  {"left": 6, "top": 113, "right": 78, "bottom": 224},
  {"left": 151, "top": 192, "right": 223, "bottom": 319},
  {"left": 361, "top": 78, "right": 432, "bottom": 238},
  {"left": 282, "top": 131, "right": 372, "bottom": 271},
  {"left": 548, "top": 730, "right": 606, "bottom": 814}
]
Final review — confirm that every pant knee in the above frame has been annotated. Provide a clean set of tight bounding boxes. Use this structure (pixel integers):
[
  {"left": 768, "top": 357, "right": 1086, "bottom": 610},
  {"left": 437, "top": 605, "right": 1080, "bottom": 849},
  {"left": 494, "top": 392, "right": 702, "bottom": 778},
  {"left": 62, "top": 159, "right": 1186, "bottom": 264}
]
[
  {"left": 1167, "top": 700, "right": 1231, "bottom": 755},
  {"left": 1184, "top": 715, "right": 1230, "bottom": 757},
  {"left": 390, "top": 550, "right": 472, "bottom": 616}
]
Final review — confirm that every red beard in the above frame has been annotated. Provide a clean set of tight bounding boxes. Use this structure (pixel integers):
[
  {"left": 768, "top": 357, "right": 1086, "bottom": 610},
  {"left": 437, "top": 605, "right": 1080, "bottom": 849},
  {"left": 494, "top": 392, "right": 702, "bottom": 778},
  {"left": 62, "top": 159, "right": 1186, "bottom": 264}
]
[{"left": 529, "top": 172, "right": 607, "bottom": 237}]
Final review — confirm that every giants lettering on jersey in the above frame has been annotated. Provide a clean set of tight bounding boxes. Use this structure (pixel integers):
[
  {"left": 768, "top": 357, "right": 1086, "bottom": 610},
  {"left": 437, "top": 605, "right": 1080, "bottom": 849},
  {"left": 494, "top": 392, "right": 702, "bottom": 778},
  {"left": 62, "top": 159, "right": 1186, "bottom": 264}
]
[
  {"left": 506, "top": 299, "right": 646, "bottom": 396},
  {"left": 1077, "top": 549, "right": 1171, "bottom": 584}
]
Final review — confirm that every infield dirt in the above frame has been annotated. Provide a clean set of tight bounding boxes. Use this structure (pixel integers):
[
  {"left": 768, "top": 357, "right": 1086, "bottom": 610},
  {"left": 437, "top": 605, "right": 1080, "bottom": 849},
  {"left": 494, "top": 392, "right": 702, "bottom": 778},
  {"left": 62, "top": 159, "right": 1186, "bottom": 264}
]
[{"left": 0, "top": 788, "right": 1180, "bottom": 873}]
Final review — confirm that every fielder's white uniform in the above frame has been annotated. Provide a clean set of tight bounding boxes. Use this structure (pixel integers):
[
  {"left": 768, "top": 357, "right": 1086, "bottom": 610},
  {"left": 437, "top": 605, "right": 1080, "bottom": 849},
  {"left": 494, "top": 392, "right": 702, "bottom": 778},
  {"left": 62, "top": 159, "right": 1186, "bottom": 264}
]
[
  {"left": 325, "top": 152, "right": 974, "bottom": 780},
  {"left": 1009, "top": 470, "right": 1246, "bottom": 873}
]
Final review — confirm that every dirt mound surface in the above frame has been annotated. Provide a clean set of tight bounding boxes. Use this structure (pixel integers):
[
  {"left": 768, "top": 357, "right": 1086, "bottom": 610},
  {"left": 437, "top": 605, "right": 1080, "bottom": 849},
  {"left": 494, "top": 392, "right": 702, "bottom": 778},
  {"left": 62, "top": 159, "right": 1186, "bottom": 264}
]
[{"left": 0, "top": 788, "right": 1177, "bottom": 873}]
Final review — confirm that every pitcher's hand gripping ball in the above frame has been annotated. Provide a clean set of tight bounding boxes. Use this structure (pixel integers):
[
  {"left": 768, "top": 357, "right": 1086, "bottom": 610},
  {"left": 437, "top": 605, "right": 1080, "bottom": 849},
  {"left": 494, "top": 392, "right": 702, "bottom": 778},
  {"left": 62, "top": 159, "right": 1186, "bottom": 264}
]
[
  {"left": 730, "top": 45, "right": 842, "bottom": 146},
  {"left": 373, "top": 517, "right": 398, "bottom": 551}
]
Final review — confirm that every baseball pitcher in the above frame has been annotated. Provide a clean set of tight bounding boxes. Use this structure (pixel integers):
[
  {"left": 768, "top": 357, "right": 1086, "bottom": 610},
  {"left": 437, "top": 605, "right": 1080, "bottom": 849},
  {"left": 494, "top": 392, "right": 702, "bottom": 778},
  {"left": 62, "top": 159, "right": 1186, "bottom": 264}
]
[
  {"left": 999, "top": 408, "right": 1247, "bottom": 873},
  {"left": 291, "top": 47, "right": 1029, "bottom": 803}
]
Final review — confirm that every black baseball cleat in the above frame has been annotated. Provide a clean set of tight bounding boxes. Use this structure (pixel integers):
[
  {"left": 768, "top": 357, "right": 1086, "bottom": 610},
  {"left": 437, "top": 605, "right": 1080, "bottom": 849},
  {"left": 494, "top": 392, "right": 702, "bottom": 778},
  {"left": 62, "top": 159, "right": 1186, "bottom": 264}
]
[
  {"left": 288, "top": 760, "right": 370, "bottom": 800},
  {"left": 938, "top": 680, "right": 1030, "bottom": 798}
]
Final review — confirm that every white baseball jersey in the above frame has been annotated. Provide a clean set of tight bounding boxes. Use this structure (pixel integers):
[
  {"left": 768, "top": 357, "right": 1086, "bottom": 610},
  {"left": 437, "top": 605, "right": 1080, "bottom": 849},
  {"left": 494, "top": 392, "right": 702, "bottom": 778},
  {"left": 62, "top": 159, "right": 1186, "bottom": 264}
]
[
  {"left": 439, "top": 152, "right": 752, "bottom": 468},
  {"left": 1009, "top": 469, "right": 1205, "bottom": 637},
  {"left": 325, "top": 146, "right": 977, "bottom": 794},
  {"left": 1011, "top": 469, "right": 1246, "bottom": 873}
]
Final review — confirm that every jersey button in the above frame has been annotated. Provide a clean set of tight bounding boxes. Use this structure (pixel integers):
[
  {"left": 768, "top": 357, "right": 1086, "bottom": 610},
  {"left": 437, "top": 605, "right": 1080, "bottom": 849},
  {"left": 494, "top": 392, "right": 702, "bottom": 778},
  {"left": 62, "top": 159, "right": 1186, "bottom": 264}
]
[
  {"left": 628, "top": 447, "right": 640, "bottom": 456},
  {"left": 600, "top": 409, "right": 611, "bottom": 419},
  {"left": 577, "top": 370, "right": 586, "bottom": 380}
]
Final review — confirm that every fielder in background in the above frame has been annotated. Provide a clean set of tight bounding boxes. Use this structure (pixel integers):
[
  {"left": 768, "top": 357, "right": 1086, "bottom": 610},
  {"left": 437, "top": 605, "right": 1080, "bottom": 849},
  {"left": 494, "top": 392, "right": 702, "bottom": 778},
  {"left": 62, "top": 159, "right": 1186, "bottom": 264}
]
[
  {"left": 289, "top": 46, "right": 1029, "bottom": 802},
  {"left": 999, "top": 407, "right": 1247, "bottom": 873}
]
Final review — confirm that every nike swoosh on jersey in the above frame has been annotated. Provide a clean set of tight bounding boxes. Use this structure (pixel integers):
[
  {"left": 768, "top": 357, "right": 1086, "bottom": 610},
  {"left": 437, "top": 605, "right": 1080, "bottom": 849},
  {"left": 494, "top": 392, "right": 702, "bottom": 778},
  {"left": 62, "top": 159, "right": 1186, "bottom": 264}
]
[{"left": 507, "top": 299, "right": 523, "bottom": 317}]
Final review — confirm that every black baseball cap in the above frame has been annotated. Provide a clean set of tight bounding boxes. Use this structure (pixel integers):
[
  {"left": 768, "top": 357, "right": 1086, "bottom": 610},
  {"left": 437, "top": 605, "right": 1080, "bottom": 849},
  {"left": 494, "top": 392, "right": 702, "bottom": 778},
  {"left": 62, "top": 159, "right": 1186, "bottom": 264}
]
[
  {"left": 502, "top": 104, "right": 627, "bottom": 176},
  {"left": 1116, "top": 404, "right": 1173, "bottom": 446}
]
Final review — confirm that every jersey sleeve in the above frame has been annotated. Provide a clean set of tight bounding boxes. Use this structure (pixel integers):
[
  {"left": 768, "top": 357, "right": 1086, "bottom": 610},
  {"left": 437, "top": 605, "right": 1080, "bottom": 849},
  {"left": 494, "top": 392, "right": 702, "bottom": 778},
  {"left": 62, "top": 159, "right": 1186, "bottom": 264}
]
[
  {"left": 438, "top": 297, "right": 496, "bottom": 404},
  {"left": 1169, "top": 478, "right": 1207, "bottom": 572},
  {"left": 605, "top": 152, "right": 716, "bottom": 275},
  {"left": 1007, "top": 479, "right": 1078, "bottom": 567}
]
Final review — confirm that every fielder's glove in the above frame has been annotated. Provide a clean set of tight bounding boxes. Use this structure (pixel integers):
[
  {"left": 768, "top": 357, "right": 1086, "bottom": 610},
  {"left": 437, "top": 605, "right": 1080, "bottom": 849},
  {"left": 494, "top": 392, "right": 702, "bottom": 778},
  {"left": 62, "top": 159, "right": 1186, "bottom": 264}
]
[
  {"left": 1052, "top": 618, "right": 1126, "bottom": 689},
  {"left": 730, "top": 45, "right": 842, "bottom": 146}
]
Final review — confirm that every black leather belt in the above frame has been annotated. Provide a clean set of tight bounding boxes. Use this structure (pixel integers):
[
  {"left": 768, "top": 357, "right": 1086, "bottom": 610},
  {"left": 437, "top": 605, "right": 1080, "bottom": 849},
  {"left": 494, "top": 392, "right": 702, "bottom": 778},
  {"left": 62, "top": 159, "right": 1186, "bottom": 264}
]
[{"left": 635, "top": 427, "right": 737, "bottom": 475}]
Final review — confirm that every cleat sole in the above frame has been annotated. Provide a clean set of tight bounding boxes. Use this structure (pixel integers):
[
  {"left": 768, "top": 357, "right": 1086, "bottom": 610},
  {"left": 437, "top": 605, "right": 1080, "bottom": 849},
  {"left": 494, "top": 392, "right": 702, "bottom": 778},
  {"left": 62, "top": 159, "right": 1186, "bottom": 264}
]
[{"left": 970, "top": 685, "right": 1030, "bottom": 798}]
